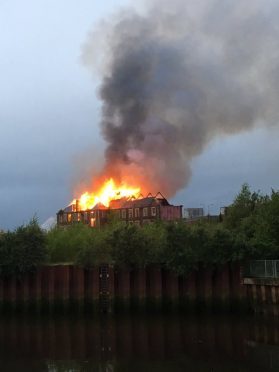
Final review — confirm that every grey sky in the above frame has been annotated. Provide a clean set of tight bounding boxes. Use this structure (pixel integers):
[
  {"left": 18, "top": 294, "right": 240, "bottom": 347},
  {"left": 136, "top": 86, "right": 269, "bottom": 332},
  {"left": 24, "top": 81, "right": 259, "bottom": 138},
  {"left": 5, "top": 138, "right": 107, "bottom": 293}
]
[{"left": 1, "top": 0, "right": 279, "bottom": 230}]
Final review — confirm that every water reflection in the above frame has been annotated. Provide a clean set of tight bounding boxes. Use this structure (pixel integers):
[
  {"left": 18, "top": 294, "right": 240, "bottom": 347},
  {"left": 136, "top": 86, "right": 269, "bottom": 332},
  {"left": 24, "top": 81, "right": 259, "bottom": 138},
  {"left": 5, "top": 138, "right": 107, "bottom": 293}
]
[{"left": 0, "top": 314, "right": 278, "bottom": 371}]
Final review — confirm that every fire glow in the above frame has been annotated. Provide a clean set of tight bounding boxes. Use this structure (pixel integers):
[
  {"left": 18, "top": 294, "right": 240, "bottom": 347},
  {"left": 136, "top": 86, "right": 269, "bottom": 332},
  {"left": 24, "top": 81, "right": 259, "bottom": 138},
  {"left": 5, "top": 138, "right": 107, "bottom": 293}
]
[{"left": 72, "top": 178, "right": 141, "bottom": 210}]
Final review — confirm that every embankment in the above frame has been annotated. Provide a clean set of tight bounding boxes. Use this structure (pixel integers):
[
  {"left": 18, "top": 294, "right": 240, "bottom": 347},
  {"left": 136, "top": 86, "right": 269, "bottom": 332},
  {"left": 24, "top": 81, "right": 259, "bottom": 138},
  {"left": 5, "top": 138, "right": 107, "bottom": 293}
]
[{"left": 0, "top": 263, "right": 267, "bottom": 313}]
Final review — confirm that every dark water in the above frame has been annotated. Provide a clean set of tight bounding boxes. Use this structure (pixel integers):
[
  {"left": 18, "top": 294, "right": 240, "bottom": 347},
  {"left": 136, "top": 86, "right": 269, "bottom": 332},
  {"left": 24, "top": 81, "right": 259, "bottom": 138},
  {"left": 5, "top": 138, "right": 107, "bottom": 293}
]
[{"left": 0, "top": 313, "right": 278, "bottom": 372}]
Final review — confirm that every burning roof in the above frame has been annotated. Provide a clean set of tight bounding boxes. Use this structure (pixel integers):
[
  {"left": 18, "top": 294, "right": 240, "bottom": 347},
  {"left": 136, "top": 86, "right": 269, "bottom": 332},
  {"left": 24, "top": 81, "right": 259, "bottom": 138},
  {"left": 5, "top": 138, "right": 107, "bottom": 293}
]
[
  {"left": 63, "top": 187, "right": 170, "bottom": 213},
  {"left": 72, "top": 178, "right": 141, "bottom": 211}
]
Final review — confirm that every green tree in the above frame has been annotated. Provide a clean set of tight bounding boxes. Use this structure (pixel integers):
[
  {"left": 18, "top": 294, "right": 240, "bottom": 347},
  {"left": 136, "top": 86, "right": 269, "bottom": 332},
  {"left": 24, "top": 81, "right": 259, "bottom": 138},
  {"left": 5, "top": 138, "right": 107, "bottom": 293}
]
[
  {"left": 0, "top": 218, "right": 47, "bottom": 278},
  {"left": 206, "top": 226, "right": 236, "bottom": 264},
  {"left": 47, "top": 223, "right": 93, "bottom": 263},
  {"left": 75, "top": 228, "right": 112, "bottom": 267},
  {"left": 141, "top": 221, "right": 167, "bottom": 265},
  {"left": 247, "top": 190, "right": 279, "bottom": 258},
  {"left": 110, "top": 224, "right": 150, "bottom": 268},
  {"left": 164, "top": 223, "right": 197, "bottom": 275},
  {"left": 224, "top": 183, "right": 264, "bottom": 229}
]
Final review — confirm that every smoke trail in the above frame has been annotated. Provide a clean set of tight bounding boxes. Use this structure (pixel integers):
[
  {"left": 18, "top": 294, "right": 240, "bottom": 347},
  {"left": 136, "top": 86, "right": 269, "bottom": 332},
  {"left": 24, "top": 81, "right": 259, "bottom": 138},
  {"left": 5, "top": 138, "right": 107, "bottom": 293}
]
[{"left": 82, "top": 0, "right": 279, "bottom": 196}]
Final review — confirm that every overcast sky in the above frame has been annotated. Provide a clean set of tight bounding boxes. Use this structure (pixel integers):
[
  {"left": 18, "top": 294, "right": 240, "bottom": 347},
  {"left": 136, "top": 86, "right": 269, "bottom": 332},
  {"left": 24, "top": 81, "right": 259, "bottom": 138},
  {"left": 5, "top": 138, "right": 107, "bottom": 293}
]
[{"left": 1, "top": 0, "right": 279, "bottom": 230}]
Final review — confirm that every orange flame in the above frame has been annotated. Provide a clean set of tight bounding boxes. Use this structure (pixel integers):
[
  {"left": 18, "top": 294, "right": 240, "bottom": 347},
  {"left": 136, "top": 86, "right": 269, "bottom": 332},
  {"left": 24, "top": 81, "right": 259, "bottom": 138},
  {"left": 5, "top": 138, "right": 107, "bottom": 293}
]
[{"left": 72, "top": 178, "right": 141, "bottom": 210}]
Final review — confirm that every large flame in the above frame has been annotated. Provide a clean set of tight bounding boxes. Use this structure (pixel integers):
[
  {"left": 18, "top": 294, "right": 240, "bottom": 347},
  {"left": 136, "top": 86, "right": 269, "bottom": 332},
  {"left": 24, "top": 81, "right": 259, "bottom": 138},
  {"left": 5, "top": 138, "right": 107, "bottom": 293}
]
[{"left": 72, "top": 178, "right": 141, "bottom": 210}]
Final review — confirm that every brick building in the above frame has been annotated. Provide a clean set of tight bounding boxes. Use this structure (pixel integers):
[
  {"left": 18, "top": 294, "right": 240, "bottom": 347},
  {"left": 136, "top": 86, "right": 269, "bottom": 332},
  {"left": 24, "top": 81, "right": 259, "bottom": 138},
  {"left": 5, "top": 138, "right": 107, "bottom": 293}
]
[{"left": 57, "top": 193, "right": 182, "bottom": 228}]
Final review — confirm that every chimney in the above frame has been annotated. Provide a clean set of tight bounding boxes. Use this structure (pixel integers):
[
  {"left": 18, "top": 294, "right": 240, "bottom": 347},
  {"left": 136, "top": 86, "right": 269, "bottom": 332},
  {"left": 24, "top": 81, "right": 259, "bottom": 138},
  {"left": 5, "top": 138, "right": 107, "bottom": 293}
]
[{"left": 76, "top": 199, "right": 80, "bottom": 212}]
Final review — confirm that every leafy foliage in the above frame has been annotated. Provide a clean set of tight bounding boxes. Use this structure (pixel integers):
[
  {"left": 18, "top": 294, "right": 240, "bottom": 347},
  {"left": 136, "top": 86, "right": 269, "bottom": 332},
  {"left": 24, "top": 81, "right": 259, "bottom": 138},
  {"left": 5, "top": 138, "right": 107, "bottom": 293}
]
[
  {"left": 3, "top": 184, "right": 278, "bottom": 277},
  {"left": 0, "top": 218, "right": 47, "bottom": 278},
  {"left": 163, "top": 223, "right": 197, "bottom": 275},
  {"left": 47, "top": 223, "right": 93, "bottom": 263},
  {"left": 223, "top": 184, "right": 279, "bottom": 259},
  {"left": 45, "top": 184, "right": 279, "bottom": 274},
  {"left": 76, "top": 228, "right": 112, "bottom": 267},
  {"left": 109, "top": 224, "right": 150, "bottom": 268}
]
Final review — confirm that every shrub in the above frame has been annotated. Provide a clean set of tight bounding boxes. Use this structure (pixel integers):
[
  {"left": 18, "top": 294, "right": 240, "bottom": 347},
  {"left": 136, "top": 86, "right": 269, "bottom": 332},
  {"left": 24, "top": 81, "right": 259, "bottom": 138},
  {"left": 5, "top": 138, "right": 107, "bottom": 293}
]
[
  {"left": 163, "top": 223, "right": 198, "bottom": 275},
  {"left": 0, "top": 218, "right": 47, "bottom": 278},
  {"left": 109, "top": 224, "right": 150, "bottom": 268},
  {"left": 75, "top": 228, "right": 112, "bottom": 267},
  {"left": 46, "top": 223, "right": 93, "bottom": 263},
  {"left": 141, "top": 221, "right": 167, "bottom": 265}
]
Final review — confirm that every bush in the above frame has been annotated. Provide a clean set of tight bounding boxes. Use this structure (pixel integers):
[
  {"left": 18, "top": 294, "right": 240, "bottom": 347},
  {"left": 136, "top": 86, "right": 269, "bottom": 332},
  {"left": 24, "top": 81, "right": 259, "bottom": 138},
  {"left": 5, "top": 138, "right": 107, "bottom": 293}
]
[
  {"left": 243, "top": 190, "right": 279, "bottom": 259},
  {"left": 163, "top": 223, "right": 198, "bottom": 275},
  {"left": 109, "top": 224, "right": 150, "bottom": 268},
  {"left": 224, "top": 186, "right": 279, "bottom": 260},
  {"left": 47, "top": 223, "right": 93, "bottom": 263},
  {"left": 0, "top": 218, "right": 47, "bottom": 278},
  {"left": 204, "top": 226, "right": 236, "bottom": 265},
  {"left": 141, "top": 221, "right": 167, "bottom": 265},
  {"left": 75, "top": 228, "right": 112, "bottom": 267},
  {"left": 75, "top": 221, "right": 168, "bottom": 269}
]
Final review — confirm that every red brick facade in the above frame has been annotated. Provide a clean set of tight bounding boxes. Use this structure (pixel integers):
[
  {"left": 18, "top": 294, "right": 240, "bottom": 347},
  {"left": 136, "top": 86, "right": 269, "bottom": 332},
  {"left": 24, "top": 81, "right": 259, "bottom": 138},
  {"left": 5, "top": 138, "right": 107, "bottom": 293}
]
[{"left": 57, "top": 194, "right": 182, "bottom": 227}]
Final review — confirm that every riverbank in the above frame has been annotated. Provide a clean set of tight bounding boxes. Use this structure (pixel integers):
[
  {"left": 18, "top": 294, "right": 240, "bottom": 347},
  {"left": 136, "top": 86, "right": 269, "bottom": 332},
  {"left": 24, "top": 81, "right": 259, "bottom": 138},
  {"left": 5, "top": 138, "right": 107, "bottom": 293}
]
[{"left": 0, "top": 263, "right": 255, "bottom": 314}]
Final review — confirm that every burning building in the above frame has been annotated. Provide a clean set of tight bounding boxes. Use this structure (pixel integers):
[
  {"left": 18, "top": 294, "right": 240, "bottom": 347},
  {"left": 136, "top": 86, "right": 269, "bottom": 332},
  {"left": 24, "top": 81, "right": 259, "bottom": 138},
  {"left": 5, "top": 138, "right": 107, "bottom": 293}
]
[
  {"left": 59, "top": 0, "right": 279, "bottom": 234},
  {"left": 57, "top": 182, "right": 182, "bottom": 228}
]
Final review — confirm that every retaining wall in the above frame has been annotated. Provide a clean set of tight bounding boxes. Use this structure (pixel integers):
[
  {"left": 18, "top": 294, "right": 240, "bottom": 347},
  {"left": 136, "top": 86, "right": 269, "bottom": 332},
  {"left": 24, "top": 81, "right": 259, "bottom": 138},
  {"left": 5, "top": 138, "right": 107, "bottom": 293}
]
[
  {"left": 243, "top": 277, "right": 279, "bottom": 317},
  {"left": 0, "top": 263, "right": 252, "bottom": 313}
]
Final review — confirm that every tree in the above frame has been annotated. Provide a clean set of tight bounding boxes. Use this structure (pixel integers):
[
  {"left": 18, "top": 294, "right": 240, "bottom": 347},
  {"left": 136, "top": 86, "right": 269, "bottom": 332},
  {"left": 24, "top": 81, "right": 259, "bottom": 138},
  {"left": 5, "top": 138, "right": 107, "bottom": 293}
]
[
  {"left": 164, "top": 223, "right": 197, "bottom": 275},
  {"left": 75, "top": 228, "right": 112, "bottom": 267},
  {"left": 47, "top": 223, "right": 93, "bottom": 263},
  {"left": 0, "top": 218, "right": 47, "bottom": 278},
  {"left": 224, "top": 183, "right": 264, "bottom": 229},
  {"left": 247, "top": 190, "right": 279, "bottom": 258},
  {"left": 110, "top": 224, "right": 150, "bottom": 268}
]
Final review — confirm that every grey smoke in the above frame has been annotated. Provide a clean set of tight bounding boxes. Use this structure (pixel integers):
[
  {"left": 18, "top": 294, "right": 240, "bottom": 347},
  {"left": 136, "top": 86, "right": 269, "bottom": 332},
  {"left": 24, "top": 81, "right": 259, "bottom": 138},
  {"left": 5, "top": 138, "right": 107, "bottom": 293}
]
[{"left": 82, "top": 0, "right": 279, "bottom": 196}]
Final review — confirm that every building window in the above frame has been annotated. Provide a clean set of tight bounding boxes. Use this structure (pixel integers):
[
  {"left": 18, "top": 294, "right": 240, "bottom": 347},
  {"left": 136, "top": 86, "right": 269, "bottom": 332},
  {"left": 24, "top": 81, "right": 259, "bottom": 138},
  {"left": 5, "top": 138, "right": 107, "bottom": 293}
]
[
  {"left": 91, "top": 211, "right": 95, "bottom": 218},
  {"left": 142, "top": 219, "right": 150, "bottom": 224},
  {"left": 135, "top": 208, "right": 139, "bottom": 218},
  {"left": 121, "top": 209, "right": 126, "bottom": 219},
  {"left": 90, "top": 218, "right": 96, "bottom": 227},
  {"left": 134, "top": 220, "right": 140, "bottom": 226},
  {"left": 67, "top": 214, "right": 72, "bottom": 223},
  {"left": 151, "top": 207, "right": 156, "bottom": 216},
  {"left": 128, "top": 209, "right": 133, "bottom": 219},
  {"left": 128, "top": 221, "right": 133, "bottom": 225},
  {"left": 77, "top": 213, "right": 81, "bottom": 222},
  {"left": 59, "top": 214, "right": 63, "bottom": 223},
  {"left": 143, "top": 207, "right": 148, "bottom": 217}
]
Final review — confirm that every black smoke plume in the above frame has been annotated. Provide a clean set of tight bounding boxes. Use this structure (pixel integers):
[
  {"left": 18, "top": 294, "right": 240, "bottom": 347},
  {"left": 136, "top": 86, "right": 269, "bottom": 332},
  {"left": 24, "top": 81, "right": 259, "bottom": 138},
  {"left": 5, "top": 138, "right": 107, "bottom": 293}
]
[{"left": 82, "top": 0, "right": 279, "bottom": 196}]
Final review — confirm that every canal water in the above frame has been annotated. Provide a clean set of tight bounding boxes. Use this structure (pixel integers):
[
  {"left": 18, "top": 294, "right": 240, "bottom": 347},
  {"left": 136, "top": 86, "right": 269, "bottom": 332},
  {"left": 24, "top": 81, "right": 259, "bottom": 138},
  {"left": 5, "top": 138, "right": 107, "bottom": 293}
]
[{"left": 0, "top": 314, "right": 278, "bottom": 371}]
